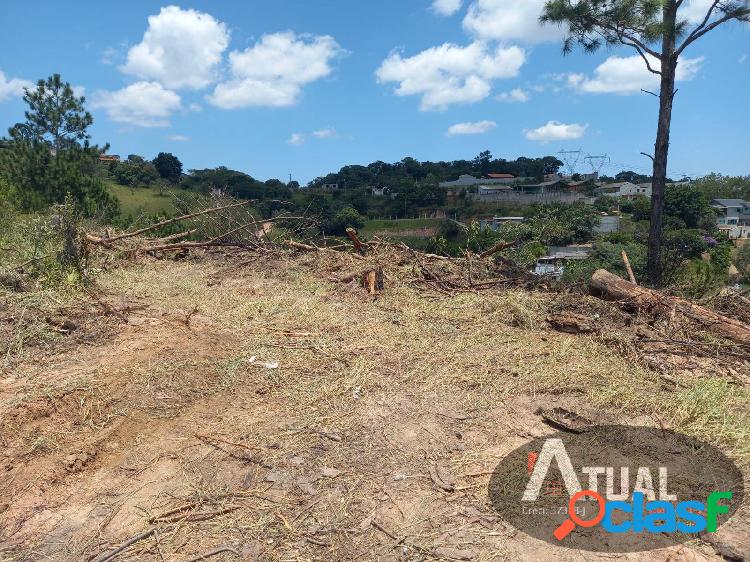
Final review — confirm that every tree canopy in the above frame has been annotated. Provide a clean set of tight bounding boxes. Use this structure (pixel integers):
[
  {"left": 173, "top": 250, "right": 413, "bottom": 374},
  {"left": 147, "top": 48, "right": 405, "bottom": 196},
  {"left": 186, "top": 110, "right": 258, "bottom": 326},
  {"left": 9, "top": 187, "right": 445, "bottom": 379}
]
[
  {"left": 152, "top": 152, "right": 183, "bottom": 184},
  {"left": 0, "top": 74, "right": 116, "bottom": 216},
  {"left": 9, "top": 73, "right": 93, "bottom": 152}
]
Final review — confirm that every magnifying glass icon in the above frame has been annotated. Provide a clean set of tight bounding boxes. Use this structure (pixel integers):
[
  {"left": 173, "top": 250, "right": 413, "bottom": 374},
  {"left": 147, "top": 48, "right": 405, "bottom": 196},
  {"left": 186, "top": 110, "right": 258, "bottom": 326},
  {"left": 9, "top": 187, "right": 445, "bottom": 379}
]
[{"left": 553, "top": 490, "right": 606, "bottom": 541}]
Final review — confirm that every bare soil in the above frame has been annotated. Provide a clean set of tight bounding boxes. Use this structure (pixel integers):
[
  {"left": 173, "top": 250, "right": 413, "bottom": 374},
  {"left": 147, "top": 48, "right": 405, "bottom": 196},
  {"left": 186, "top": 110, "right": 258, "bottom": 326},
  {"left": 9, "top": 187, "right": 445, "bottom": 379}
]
[{"left": 0, "top": 251, "right": 747, "bottom": 561}]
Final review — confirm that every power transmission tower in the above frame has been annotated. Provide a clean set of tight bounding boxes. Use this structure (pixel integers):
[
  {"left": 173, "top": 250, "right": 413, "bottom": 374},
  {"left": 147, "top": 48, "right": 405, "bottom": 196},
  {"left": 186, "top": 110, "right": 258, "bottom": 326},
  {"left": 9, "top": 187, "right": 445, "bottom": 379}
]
[
  {"left": 583, "top": 154, "right": 610, "bottom": 178},
  {"left": 557, "top": 149, "right": 583, "bottom": 177}
]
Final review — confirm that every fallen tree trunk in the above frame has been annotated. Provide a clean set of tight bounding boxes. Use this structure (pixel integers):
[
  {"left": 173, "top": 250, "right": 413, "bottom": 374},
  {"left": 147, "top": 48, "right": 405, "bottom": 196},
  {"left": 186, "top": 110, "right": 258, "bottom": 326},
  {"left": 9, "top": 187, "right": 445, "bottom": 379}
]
[{"left": 591, "top": 269, "right": 750, "bottom": 345}]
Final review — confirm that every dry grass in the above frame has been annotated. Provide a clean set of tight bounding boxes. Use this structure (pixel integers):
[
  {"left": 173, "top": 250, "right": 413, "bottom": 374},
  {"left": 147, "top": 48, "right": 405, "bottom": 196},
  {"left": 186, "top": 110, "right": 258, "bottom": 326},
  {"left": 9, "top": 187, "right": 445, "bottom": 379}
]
[{"left": 0, "top": 249, "right": 747, "bottom": 561}]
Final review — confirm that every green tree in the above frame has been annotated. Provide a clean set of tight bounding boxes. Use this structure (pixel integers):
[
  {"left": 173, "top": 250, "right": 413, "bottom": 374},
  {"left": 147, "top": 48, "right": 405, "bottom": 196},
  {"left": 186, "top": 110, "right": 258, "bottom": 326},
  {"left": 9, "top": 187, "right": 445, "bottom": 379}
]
[
  {"left": 328, "top": 206, "right": 365, "bottom": 235},
  {"left": 0, "top": 74, "right": 116, "bottom": 216},
  {"left": 152, "top": 152, "right": 183, "bottom": 183},
  {"left": 111, "top": 156, "right": 159, "bottom": 186},
  {"left": 542, "top": 0, "right": 750, "bottom": 285},
  {"left": 9, "top": 74, "right": 92, "bottom": 152},
  {"left": 664, "top": 184, "right": 713, "bottom": 228}
]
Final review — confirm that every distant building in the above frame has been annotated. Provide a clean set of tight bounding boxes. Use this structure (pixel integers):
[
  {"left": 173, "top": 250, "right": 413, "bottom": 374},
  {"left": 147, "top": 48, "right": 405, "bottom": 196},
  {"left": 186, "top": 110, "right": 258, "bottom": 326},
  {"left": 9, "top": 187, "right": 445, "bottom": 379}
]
[
  {"left": 371, "top": 186, "right": 391, "bottom": 197},
  {"left": 595, "top": 181, "right": 651, "bottom": 199},
  {"left": 439, "top": 174, "right": 484, "bottom": 188},
  {"left": 534, "top": 246, "right": 593, "bottom": 278},
  {"left": 479, "top": 216, "right": 524, "bottom": 231},
  {"left": 321, "top": 183, "right": 339, "bottom": 191},
  {"left": 594, "top": 215, "right": 621, "bottom": 234},
  {"left": 99, "top": 154, "right": 121, "bottom": 163},
  {"left": 477, "top": 185, "right": 513, "bottom": 196},
  {"left": 516, "top": 179, "right": 567, "bottom": 194},
  {"left": 711, "top": 199, "right": 750, "bottom": 240},
  {"left": 439, "top": 174, "right": 532, "bottom": 188},
  {"left": 712, "top": 199, "right": 750, "bottom": 226}
]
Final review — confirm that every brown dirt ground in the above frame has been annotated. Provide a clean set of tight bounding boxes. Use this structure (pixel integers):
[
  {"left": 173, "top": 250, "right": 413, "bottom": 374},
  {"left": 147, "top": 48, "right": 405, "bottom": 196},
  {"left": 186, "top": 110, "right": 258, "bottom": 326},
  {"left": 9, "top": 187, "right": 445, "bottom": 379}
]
[{"left": 0, "top": 251, "right": 747, "bottom": 561}]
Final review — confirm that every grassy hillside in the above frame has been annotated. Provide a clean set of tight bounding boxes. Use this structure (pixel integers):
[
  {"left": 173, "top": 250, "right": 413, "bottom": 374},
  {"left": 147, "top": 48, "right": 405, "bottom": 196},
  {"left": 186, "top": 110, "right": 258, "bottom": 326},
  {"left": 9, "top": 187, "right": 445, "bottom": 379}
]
[
  {"left": 360, "top": 217, "right": 445, "bottom": 238},
  {"left": 106, "top": 182, "right": 179, "bottom": 217}
]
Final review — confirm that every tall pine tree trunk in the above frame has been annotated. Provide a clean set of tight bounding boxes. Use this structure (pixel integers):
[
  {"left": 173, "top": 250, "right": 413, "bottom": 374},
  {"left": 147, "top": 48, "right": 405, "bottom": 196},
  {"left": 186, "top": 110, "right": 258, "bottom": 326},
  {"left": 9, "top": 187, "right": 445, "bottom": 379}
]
[{"left": 647, "top": 1, "right": 678, "bottom": 286}]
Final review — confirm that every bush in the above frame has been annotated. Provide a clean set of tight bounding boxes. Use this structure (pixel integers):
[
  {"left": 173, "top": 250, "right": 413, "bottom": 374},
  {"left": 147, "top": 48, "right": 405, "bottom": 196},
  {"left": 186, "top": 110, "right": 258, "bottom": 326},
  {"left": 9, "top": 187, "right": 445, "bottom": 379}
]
[
  {"left": 0, "top": 140, "right": 118, "bottom": 218},
  {"left": 328, "top": 206, "right": 365, "bottom": 235},
  {"left": 675, "top": 260, "right": 727, "bottom": 299},
  {"left": 736, "top": 243, "right": 750, "bottom": 283},
  {"left": 0, "top": 198, "right": 88, "bottom": 287},
  {"left": 111, "top": 157, "right": 159, "bottom": 186}
]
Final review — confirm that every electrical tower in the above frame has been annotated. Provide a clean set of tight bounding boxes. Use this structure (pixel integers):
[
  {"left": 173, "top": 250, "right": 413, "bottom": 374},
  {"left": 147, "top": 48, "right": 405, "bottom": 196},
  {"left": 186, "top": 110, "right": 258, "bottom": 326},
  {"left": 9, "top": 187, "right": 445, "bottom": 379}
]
[
  {"left": 557, "top": 149, "right": 583, "bottom": 177},
  {"left": 584, "top": 154, "right": 610, "bottom": 178}
]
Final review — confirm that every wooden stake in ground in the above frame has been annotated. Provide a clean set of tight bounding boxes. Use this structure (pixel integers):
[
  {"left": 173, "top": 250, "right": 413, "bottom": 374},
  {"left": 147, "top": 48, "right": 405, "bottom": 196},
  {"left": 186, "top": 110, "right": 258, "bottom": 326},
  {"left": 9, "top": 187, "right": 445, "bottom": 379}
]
[
  {"left": 621, "top": 250, "right": 637, "bottom": 285},
  {"left": 590, "top": 269, "right": 750, "bottom": 345}
]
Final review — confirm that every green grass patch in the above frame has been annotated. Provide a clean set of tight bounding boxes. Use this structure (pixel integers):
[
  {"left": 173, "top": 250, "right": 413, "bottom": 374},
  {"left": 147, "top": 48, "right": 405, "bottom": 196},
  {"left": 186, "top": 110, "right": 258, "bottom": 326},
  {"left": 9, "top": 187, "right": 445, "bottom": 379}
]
[
  {"left": 106, "top": 182, "right": 178, "bottom": 217},
  {"left": 360, "top": 218, "right": 444, "bottom": 238}
]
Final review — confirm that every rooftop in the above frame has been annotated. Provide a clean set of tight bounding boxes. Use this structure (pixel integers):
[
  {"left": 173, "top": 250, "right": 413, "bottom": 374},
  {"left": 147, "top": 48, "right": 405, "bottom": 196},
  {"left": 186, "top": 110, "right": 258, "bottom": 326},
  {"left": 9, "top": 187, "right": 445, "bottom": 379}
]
[{"left": 712, "top": 199, "right": 749, "bottom": 207}]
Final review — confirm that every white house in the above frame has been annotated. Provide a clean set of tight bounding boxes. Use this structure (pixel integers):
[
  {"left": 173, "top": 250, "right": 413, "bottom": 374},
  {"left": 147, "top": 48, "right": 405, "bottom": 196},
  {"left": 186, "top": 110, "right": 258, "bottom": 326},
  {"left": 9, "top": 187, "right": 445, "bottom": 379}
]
[
  {"left": 595, "top": 182, "right": 651, "bottom": 199},
  {"left": 711, "top": 199, "right": 750, "bottom": 240}
]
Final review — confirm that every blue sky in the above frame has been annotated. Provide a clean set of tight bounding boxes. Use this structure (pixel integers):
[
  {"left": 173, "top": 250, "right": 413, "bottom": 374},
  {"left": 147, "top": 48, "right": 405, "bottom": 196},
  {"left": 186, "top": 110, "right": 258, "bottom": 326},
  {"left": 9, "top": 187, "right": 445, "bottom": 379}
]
[{"left": 0, "top": 0, "right": 748, "bottom": 183}]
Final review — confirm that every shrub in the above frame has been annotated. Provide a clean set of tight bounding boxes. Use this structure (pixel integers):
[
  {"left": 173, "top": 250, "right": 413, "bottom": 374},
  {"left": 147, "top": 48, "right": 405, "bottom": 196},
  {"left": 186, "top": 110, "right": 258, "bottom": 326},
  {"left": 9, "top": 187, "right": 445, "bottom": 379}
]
[{"left": 328, "top": 206, "right": 365, "bottom": 235}]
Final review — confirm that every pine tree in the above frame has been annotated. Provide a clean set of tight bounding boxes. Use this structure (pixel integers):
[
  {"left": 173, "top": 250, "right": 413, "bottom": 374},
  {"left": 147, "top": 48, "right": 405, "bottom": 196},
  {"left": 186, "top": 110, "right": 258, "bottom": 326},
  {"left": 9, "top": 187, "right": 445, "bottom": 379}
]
[{"left": 541, "top": 0, "right": 750, "bottom": 285}]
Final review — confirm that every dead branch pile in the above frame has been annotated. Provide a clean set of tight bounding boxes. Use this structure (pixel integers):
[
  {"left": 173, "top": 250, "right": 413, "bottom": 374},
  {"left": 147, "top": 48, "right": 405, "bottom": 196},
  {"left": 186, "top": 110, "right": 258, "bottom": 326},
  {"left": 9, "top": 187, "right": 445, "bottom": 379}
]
[
  {"left": 83, "top": 194, "right": 536, "bottom": 295},
  {"left": 85, "top": 193, "right": 315, "bottom": 256}
]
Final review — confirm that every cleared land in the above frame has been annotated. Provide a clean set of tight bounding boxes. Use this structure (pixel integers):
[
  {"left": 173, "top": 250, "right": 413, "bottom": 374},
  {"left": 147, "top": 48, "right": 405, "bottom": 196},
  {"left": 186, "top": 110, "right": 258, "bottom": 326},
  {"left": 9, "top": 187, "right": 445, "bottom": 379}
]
[{"left": 0, "top": 248, "right": 748, "bottom": 561}]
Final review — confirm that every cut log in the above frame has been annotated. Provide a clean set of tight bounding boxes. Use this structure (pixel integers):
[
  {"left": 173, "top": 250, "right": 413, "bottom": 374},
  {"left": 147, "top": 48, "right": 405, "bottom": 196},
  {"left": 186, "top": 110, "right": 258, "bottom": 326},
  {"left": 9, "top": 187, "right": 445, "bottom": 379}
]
[
  {"left": 590, "top": 269, "right": 750, "bottom": 345},
  {"left": 345, "top": 228, "right": 364, "bottom": 254},
  {"left": 547, "top": 312, "right": 596, "bottom": 334}
]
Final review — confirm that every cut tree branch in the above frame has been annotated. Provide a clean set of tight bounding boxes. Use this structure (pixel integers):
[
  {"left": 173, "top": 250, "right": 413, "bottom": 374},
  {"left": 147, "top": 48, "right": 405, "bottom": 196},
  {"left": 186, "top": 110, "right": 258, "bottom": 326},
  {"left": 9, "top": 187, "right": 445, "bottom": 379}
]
[{"left": 87, "top": 200, "right": 253, "bottom": 245}]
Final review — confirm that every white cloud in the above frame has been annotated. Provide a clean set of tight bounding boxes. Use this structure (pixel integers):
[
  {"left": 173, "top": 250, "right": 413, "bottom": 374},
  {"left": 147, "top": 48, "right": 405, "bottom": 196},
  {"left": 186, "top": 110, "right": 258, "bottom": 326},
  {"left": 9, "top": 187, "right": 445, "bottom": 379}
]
[
  {"left": 447, "top": 120, "right": 497, "bottom": 136},
  {"left": 208, "top": 32, "right": 344, "bottom": 109},
  {"left": 287, "top": 133, "right": 305, "bottom": 146},
  {"left": 92, "top": 81, "right": 182, "bottom": 127},
  {"left": 0, "top": 70, "right": 32, "bottom": 102},
  {"left": 376, "top": 42, "right": 525, "bottom": 110},
  {"left": 121, "top": 6, "right": 229, "bottom": 90},
  {"left": 680, "top": 0, "right": 719, "bottom": 23},
  {"left": 525, "top": 120, "right": 587, "bottom": 142},
  {"left": 740, "top": 54, "right": 748, "bottom": 64},
  {"left": 312, "top": 128, "right": 336, "bottom": 139},
  {"left": 496, "top": 87, "right": 529, "bottom": 103},
  {"left": 168, "top": 134, "right": 190, "bottom": 141},
  {"left": 188, "top": 103, "right": 203, "bottom": 112},
  {"left": 432, "top": 0, "right": 463, "bottom": 16},
  {"left": 570, "top": 54, "right": 704, "bottom": 95},
  {"left": 463, "top": 0, "right": 565, "bottom": 43}
]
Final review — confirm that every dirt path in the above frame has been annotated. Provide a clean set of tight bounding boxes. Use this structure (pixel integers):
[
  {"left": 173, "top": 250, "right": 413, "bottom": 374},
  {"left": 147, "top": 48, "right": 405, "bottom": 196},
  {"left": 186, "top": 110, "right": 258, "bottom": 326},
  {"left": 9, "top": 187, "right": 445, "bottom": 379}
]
[{"left": 0, "top": 255, "right": 743, "bottom": 561}]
